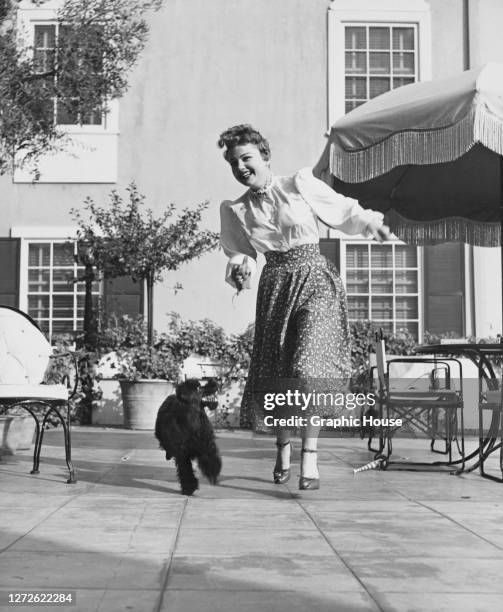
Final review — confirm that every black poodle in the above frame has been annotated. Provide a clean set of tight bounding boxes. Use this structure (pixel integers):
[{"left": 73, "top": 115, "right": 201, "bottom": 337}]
[{"left": 155, "top": 378, "right": 222, "bottom": 495}]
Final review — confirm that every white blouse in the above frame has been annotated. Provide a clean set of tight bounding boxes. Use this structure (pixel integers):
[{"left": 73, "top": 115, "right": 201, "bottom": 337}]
[{"left": 220, "top": 167, "right": 384, "bottom": 288}]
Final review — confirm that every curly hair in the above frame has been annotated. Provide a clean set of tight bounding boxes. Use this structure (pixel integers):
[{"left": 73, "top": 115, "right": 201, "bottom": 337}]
[{"left": 217, "top": 124, "right": 271, "bottom": 161}]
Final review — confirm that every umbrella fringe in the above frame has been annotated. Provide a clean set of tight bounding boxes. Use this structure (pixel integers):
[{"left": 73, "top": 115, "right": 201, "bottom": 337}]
[
  {"left": 330, "top": 105, "right": 503, "bottom": 183},
  {"left": 385, "top": 210, "right": 501, "bottom": 247}
]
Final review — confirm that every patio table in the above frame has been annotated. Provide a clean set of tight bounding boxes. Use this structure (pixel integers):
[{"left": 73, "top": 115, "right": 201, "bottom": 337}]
[{"left": 414, "top": 343, "right": 503, "bottom": 482}]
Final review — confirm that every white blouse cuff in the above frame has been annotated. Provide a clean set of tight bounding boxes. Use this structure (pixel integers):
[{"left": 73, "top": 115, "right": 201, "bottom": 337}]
[
  {"left": 225, "top": 255, "right": 257, "bottom": 289},
  {"left": 359, "top": 209, "right": 385, "bottom": 237}
]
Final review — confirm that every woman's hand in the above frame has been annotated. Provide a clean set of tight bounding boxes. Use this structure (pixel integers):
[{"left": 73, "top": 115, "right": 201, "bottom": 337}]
[
  {"left": 368, "top": 221, "right": 392, "bottom": 242},
  {"left": 231, "top": 260, "right": 252, "bottom": 291}
]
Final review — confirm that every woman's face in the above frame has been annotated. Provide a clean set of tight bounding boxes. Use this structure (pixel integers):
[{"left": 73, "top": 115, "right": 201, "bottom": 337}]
[{"left": 226, "top": 143, "right": 270, "bottom": 190}]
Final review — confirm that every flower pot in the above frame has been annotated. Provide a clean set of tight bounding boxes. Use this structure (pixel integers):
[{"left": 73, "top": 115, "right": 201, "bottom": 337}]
[
  {"left": 0, "top": 414, "right": 36, "bottom": 454},
  {"left": 120, "top": 379, "right": 175, "bottom": 430}
]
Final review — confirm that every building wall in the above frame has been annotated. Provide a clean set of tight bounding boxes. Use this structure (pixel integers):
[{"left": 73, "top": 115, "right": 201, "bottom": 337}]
[{"left": 1, "top": 0, "right": 502, "bottom": 336}]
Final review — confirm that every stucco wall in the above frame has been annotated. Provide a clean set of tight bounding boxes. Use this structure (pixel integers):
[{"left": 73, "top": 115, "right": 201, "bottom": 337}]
[
  {"left": 118, "top": 0, "right": 331, "bottom": 333},
  {"left": 1, "top": 0, "right": 502, "bottom": 336}
]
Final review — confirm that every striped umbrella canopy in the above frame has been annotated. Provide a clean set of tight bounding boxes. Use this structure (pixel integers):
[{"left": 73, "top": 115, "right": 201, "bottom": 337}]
[{"left": 313, "top": 63, "right": 503, "bottom": 247}]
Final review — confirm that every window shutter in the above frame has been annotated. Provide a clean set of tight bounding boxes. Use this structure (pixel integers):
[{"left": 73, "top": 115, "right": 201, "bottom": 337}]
[
  {"left": 103, "top": 276, "right": 144, "bottom": 319},
  {"left": 0, "top": 238, "right": 20, "bottom": 307},
  {"left": 423, "top": 243, "right": 465, "bottom": 336},
  {"left": 319, "top": 238, "right": 340, "bottom": 269}
]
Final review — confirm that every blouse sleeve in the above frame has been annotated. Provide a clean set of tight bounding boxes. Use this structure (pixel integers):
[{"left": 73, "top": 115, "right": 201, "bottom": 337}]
[
  {"left": 294, "top": 167, "right": 384, "bottom": 237},
  {"left": 220, "top": 200, "right": 258, "bottom": 289}
]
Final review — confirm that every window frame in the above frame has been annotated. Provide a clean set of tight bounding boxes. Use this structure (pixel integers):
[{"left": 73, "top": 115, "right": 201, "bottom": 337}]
[
  {"left": 340, "top": 238, "right": 424, "bottom": 341},
  {"left": 14, "top": 228, "right": 102, "bottom": 340},
  {"left": 17, "top": 3, "right": 119, "bottom": 136},
  {"left": 344, "top": 23, "right": 419, "bottom": 114},
  {"left": 33, "top": 22, "right": 105, "bottom": 130},
  {"left": 328, "top": 0, "right": 432, "bottom": 127}
]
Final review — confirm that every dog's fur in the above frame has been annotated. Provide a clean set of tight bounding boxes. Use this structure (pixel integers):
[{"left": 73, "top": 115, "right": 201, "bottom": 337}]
[{"left": 155, "top": 378, "right": 222, "bottom": 495}]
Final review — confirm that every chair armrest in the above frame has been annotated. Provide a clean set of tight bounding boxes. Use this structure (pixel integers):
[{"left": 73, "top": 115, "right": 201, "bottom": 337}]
[
  {"left": 48, "top": 351, "right": 79, "bottom": 399},
  {"left": 386, "top": 357, "right": 463, "bottom": 393}
]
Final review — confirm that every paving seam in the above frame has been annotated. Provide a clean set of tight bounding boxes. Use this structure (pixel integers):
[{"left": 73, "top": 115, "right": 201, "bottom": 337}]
[
  {"left": 0, "top": 479, "right": 97, "bottom": 554},
  {"left": 411, "top": 500, "right": 503, "bottom": 552},
  {"left": 294, "top": 499, "right": 386, "bottom": 612},
  {"left": 153, "top": 496, "right": 188, "bottom": 612}
]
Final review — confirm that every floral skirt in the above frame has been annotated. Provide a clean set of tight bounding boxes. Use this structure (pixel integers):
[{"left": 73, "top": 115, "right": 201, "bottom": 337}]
[{"left": 240, "top": 243, "right": 351, "bottom": 431}]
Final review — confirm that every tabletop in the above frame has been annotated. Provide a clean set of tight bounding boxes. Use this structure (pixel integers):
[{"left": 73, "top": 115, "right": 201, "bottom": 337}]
[{"left": 415, "top": 343, "right": 503, "bottom": 356}]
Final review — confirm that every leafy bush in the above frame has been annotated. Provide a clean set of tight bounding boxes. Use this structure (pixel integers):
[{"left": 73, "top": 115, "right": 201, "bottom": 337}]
[{"left": 112, "top": 343, "right": 181, "bottom": 381}]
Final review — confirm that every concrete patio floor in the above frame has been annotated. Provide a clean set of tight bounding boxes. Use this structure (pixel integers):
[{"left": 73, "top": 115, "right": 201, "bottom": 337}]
[{"left": 1, "top": 428, "right": 502, "bottom": 612}]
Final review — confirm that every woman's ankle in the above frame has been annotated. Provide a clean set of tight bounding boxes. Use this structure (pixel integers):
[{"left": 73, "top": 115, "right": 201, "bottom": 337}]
[{"left": 301, "top": 448, "right": 319, "bottom": 479}]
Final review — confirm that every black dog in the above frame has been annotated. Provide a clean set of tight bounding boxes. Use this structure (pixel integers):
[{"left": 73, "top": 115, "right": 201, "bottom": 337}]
[{"left": 155, "top": 378, "right": 222, "bottom": 496}]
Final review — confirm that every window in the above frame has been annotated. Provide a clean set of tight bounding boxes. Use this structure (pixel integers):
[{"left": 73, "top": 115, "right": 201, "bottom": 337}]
[
  {"left": 345, "top": 24, "right": 417, "bottom": 113},
  {"left": 27, "top": 241, "right": 100, "bottom": 338},
  {"left": 34, "top": 24, "right": 102, "bottom": 126},
  {"left": 343, "top": 242, "right": 421, "bottom": 338},
  {"left": 327, "top": 0, "right": 431, "bottom": 125}
]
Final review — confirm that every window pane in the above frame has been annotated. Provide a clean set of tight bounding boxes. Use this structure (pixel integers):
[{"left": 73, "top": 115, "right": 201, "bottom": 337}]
[
  {"left": 392, "top": 52, "right": 414, "bottom": 75},
  {"left": 369, "top": 77, "right": 390, "bottom": 98},
  {"left": 345, "top": 27, "right": 366, "bottom": 49},
  {"left": 53, "top": 269, "right": 76, "bottom": 292},
  {"left": 393, "top": 27, "right": 414, "bottom": 50},
  {"left": 81, "top": 109, "right": 103, "bottom": 125},
  {"left": 53, "top": 243, "right": 75, "bottom": 266},
  {"left": 400, "top": 322, "right": 418, "bottom": 338},
  {"left": 52, "top": 295, "right": 74, "bottom": 318},
  {"left": 371, "top": 296, "right": 393, "bottom": 319},
  {"left": 29, "top": 244, "right": 50, "bottom": 267},
  {"left": 345, "top": 100, "right": 366, "bottom": 113},
  {"left": 348, "top": 296, "right": 369, "bottom": 319},
  {"left": 345, "top": 77, "right": 367, "bottom": 99},
  {"left": 345, "top": 51, "right": 366, "bottom": 74},
  {"left": 371, "top": 270, "right": 393, "bottom": 294},
  {"left": 33, "top": 49, "right": 55, "bottom": 73},
  {"left": 53, "top": 320, "right": 77, "bottom": 333},
  {"left": 347, "top": 270, "right": 369, "bottom": 293},
  {"left": 369, "top": 27, "right": 390, "bottom": 50},
  {"left": 371, "top": 245, "right": 393, "bottom": 267},
  {"left": 376, "top": 321, "right": 393, "bottom": 335},
  {"left": 56, "top": 99, "right": 79, "bottom": 125},
  {"left": 28, "top": 270, "right": 50, "bottom": 293},
  {"left": 28, "top": 295, "right": 50, "bottom": 318},
  {"left": 395, "top": 245, "right": 417, "bottom": 267},
  {"left": 34, "top": 25, "right": 56, "bottom": 49},
  {"left": 395, "top": 297, "right": 418, "bottom": 319},
  {"left": 369, "top": 52, "right": 390, "bottom": 74},
  {"left": 347, "top": 245, "right": 369, "bottom": 267},
  {"left": 395, "top": 270, "right": 418, "bottom": 294},
  {"left": 393, "top": 77, "right": 415, "bottom": 89}
]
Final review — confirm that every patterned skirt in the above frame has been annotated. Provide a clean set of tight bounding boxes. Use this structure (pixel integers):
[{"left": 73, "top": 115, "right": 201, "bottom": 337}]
[{"left": 240, "top": 243, "right": 351, "bottom": 431}]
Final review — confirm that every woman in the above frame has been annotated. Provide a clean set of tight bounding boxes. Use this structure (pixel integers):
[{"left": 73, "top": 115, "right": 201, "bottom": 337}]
[{"left": 218, "top": 124, "right": 390, "bottom": 490}]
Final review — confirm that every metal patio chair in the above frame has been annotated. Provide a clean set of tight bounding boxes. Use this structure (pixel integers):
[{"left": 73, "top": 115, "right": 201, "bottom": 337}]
[
  {"left": 478, "top": 365, "right": 503, "bottom": 482},
  {"left": 0, "top": 305, "right": 78, "bottom": 483},
  {"left": 364, "top": 331, "right": 465, "bottom": 470}
]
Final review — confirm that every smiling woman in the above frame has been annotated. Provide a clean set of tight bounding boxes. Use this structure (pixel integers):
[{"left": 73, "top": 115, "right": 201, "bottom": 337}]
[{"left": 217, "top": 124, "right": 391, "bottom": 491}]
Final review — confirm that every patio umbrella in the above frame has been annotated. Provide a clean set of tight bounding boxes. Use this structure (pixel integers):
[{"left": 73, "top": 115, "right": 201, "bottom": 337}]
[{"left": 313, "top": 63, "right": 503, "bottom": 249}]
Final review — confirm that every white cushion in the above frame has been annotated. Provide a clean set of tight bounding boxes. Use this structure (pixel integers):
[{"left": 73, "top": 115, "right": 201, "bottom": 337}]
[
  {"left": 0, "top": 384, "right": 68, "bottom": 401},
  {"left": 0, "top": 310, "right": 52, "bottom": 384}
]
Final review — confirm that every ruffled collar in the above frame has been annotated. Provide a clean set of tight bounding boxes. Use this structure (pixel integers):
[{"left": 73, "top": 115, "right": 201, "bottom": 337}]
[{"left": 248, "top": 173, "right": 274, "bottom": 199}]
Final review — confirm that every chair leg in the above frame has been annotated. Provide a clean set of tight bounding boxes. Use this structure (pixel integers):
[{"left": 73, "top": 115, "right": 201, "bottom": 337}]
[
  {"left": 62, "top": 402, "right": 76, "bottom": 484},
  {"left": 31, "top": 417, "right": 45, "bottom": 475}
]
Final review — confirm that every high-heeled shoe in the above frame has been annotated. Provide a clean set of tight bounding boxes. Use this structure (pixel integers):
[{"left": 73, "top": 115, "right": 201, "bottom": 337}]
[
  {"left": 273, "top": 440, "right": 292, "bottom": 484},
  {"left": 299, "top": 448, "right": 320, "bottom": 490}
]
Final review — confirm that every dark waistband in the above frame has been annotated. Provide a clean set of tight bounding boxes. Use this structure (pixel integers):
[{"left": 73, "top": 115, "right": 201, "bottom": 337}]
[{"left": 264, "top": 243, "right": 321, "bottom": 265}]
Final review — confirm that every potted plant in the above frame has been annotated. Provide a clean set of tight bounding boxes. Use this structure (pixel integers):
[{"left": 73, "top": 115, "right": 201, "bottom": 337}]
[
  {"left": 71, "top": 183, "right": 219, "bottom": 428},
  {"left": 114, "top": 341, "right": 181, "bottom": 430}
]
